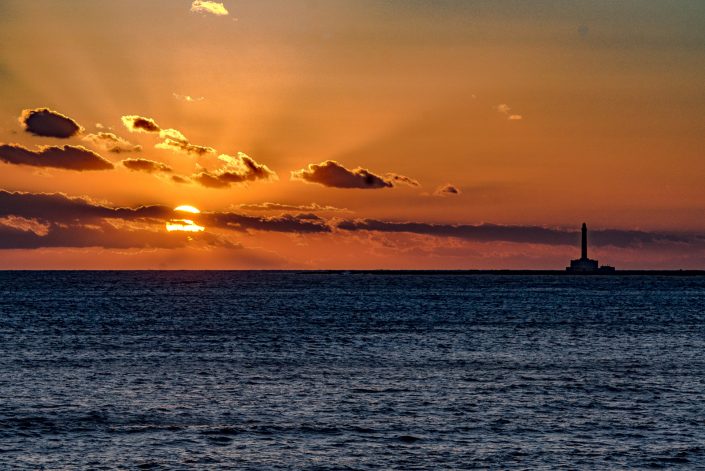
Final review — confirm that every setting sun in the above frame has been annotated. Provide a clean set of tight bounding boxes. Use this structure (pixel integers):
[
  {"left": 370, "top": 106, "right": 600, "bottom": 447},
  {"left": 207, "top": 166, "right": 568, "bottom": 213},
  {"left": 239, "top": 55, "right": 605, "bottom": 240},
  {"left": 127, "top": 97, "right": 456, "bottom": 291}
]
[{"left": 174, "top": 205, "right": 201, "bottom": 214}]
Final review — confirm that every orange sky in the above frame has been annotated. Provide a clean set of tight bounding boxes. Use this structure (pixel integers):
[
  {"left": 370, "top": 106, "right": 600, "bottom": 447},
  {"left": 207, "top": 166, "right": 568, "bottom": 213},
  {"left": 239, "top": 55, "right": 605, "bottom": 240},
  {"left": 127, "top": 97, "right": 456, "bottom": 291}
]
[{"left": 1, "top": 0, "right": 704, "bottom": 269}]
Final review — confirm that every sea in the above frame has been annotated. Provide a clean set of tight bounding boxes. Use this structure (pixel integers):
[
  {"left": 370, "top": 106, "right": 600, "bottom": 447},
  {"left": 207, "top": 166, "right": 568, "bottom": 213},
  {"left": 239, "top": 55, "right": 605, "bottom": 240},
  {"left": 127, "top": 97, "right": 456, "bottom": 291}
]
[{"left": 1, "top": 271, "right": 705, "bottom": 469}]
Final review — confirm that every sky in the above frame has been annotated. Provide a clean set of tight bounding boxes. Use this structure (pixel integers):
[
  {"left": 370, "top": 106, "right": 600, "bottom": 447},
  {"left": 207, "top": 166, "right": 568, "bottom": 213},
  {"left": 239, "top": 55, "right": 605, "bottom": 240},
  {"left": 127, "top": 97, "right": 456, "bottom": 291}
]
[{"left": 0, "top": 0, "right": 704, "bottom": 269}]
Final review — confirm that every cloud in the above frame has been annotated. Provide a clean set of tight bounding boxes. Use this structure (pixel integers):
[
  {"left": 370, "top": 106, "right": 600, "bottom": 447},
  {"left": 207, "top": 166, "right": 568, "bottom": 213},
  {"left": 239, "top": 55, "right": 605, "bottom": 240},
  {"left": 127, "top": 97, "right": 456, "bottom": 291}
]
[
  {"left": 171, "top": 175, "right": 191, "bottom": 184},
  {"left": 434, "top": 184, "right": 461, "bottom": 196},
  {"left": 0, "top": 190, "right": 171, "bottom": 223},
  {"left": 204, "top": 213, "right": 331, "bottom": 234},
  {"left": 338, "top": 219, "right": 576, "bottom": 245},
  {"left": 291, "top": 160, "right": 401, "bottom": 189},
  {"left": 156, "top": 137, "right": 215, "bottom": 156},
  {"left": 121, "top": 115, "right": 161, "bottom": 133},
  {"left": 83, "top": 132, "right": 142, "bottom": 153},
  {"left": 190, "top": 0, "right": 229, "bottom": 16},
  {"left": 386, "top": 174, "right": 420, "bottom": 187},
  {"left": 496, "top": 104, "right": 511, "bottom": 114},
  {"left": 238, "top": 202, "right": 349, "bottom": 212},
  {"left": 496, "top": 104, "right": 523, "bottom": 121},
  {"left": 3, "top": 190, "right": 705, "bottom": 254},
  {"left": 121, "top": 115, "right": 215, "bottom": 156},
  {"left": 159, "top": 128, "right": 187, "bottom": 141},
  {"left": 193, "top": 152, "right": 277, "bottom": 188},
  {"left": 336, "top": 219, "right": 705, "bottom": 249},
  {"left": 173, "top": 93, "right": 205, "bottom": 102},
  {"left": 19, "top": 108, "right": 83, "bottom": 138},
  {"left": 0, "top": 144, "right": 114, "bottom": 171},
  {"left": 0, "top": 190, "right": 331, "bottom": 247},
  {"left": 121, "top": 158, "right": 172, "bottom": 173},
  {"left": 0, "top": 220, "right": 231, "bottom": 250}
]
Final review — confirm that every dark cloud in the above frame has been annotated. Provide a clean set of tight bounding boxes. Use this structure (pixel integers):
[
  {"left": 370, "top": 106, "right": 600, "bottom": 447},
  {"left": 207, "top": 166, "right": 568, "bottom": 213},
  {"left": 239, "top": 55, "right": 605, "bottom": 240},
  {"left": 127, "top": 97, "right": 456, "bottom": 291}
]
[
  {"left": 83, "top": 132, "right": 142, "bottom": 153},
  {"left": 19, "top": 108, "right": 83, "bottom": 138},
  {"left": 193, "top": 153, "right": 277, "bottom": 188},
  {"left": 122, "top": 115, "right": 161, "bottom": 133},
  {"left": 337, "top": 219, "right": 575, "bottom": 245},
  {"left": 0, "top": 190, "right": 331, "bottom": 251},
  {"left": 121, "top": 158, "right": 172, "bottom": 173},
  {"left": 204, "top": 212, "right": 331, "bottom": 234},
  {"left": 0, "top": 144, "right": 114, "bottom": 171},
  {"left": 435, "top": 184, "right": 461, "bottom": 196},
  {"left": 336, "top": 219, "right": 705, "bottom": 249},
  {"left": 0, "top": 220, "right": 232, "bottom": 250},
  {"left": 291, "top": 160, "right": 394, "bottom": 189},
  {"left": 192, "top": 171, "right": 229, "bottom": 188},
  {"left": 588, "top": 229, "right": 705, "bottom": 249},
  {"left": 0, "top": 190, "right": 171, "bottom": 223},
  {"left": 238, "top": 202, "right": 348, "bottom": 212}
]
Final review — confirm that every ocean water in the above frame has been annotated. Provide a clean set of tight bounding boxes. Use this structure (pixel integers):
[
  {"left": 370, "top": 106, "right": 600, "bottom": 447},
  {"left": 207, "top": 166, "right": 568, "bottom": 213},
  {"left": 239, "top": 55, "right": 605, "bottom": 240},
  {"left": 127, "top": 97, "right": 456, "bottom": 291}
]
[{"left": 1, "top": 271, "right": 705, "bottom": 469}]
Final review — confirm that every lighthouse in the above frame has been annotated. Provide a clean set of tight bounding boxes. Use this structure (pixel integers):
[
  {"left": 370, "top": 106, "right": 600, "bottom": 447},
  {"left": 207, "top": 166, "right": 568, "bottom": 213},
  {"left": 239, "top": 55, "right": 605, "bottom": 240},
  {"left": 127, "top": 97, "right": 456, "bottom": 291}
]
[{"left": 566, "top": 223, "right": 615, "bottom": 273}]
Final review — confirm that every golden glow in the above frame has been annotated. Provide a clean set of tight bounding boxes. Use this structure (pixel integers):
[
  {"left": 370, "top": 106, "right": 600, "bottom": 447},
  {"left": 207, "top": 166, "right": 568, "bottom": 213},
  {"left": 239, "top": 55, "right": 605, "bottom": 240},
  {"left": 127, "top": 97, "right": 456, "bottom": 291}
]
[
  {"left": 1, "top": 2, "right": 704, "bottom": 270},
  {"left": 174, "top": 205, "right": 201, "bottom": 214},
  {"left": 166, "top": 219, "right": 205, "bottom": 232}
]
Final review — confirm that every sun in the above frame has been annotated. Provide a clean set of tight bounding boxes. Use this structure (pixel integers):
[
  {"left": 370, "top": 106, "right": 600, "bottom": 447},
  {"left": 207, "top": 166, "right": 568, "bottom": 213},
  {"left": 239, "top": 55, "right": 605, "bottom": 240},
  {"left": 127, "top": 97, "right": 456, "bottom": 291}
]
[
  {"left": 167, "top": 205, "right": 205, "bottom": 232},
  {"left": 174, "top": 205, "right": 201, "bottom": 214}
]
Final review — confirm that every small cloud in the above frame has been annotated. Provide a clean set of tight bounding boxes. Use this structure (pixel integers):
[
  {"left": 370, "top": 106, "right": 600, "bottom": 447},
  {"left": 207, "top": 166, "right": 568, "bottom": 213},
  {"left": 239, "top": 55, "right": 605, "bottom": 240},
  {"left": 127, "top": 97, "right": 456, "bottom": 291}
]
[
  {"left": 156, "top": 137, "right": 215, "bottom": 156},
  {"left": 496, "top": 104, "right": 511, "bottom": 115},
  {"left": 155, "top": 128, "right": 215, "bottom": 156},
  {"left": 190, "top": 0, "right": 229, "bottom": 16},
  {"left": 291, "top": 160, "right": 395, "bottom": 189},
  {"left": 83, "top": 132, "right": 142, "bottom": 153},
  {"left": 496, "top": 104, "right": 523, "bottom": 121},
  {"left": 173, "top": 93, "right": 205, "bottom": 103},
  {"left": 0, "top": 144, "right": 113, "bottom": 171},
  {"left": 121, "top": 115, "right": 214, "bottom": 156},
  {"left": 386, "top": 173, "right": 420, "bottom": 187},
  {"left": 19, "top": 108, "right": 83, "bottom": 138},
  {"left": 159, "top": 128, "right": 187, "bottom": 141},
  {"left": 122, "top": 115, "right": 161, "bottom": 133},
  {"left": 171, "top": 175, "right": 191, "bottom": 184},
  {"left": 193, "top": 152, "right": 277, "bottom": 188},
  {"left": 121, "top": 158, "right": 172, "bottom": 173},
  {"left": 434, "top": 184, "right": 461, "bottom": 196}
]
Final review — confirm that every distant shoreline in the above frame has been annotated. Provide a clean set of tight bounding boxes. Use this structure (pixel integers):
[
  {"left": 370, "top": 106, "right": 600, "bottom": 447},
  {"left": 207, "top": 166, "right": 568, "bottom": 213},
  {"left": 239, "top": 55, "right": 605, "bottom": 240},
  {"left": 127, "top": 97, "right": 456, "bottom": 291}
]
[{"left": 2, "top": 269, "right": 705, "bottom": 276}]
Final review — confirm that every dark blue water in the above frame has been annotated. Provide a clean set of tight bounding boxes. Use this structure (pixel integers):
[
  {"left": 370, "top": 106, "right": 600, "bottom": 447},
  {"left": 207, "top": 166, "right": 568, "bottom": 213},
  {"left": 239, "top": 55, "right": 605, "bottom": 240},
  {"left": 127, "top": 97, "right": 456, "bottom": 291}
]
[{"left": 1, "top": 272, "right": 705, "bottom": 469}]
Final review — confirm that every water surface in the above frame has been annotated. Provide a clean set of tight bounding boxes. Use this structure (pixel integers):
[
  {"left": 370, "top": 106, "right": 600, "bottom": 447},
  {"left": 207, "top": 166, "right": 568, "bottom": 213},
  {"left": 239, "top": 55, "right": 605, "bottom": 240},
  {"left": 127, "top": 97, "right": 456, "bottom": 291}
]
[{"left": 1, "top": 272, "right": 704, "bottom": 469}]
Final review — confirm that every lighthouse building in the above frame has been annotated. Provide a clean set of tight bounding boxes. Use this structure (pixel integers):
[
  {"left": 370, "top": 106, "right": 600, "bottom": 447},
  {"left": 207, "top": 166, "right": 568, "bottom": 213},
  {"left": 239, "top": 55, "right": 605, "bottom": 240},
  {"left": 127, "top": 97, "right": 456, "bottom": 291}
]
[{"left": 566, "top": 223, "right": 615, "bottom": 273}]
